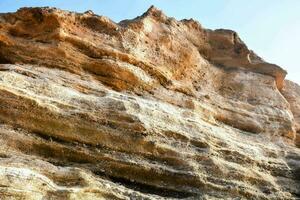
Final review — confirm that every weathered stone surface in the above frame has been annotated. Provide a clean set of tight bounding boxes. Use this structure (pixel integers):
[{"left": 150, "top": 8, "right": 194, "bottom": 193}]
[
  {"left": 282, "top": 80, "right": 300, "bottom": 148},
  {"left": 0, "top": 6, "right": 299, "bottom": 199}
]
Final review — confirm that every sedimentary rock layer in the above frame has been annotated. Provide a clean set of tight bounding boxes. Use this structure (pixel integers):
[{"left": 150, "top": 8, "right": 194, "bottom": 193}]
[{"left": 0, "top": 6, "right": 299, "bottom": 199}]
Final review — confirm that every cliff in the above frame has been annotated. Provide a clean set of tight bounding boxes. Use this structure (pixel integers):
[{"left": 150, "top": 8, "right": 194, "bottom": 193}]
[{"left": 0, "top": 6, "right": 299, "bottom": 199}]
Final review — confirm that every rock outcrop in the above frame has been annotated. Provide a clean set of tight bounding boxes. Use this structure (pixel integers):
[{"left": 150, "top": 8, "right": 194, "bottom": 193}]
[
  {"left": 0, "top": 6, "right": 299, "bottom": 199},
  {"left": 282, "top": 80, "right": 300, "bottom": 148}
]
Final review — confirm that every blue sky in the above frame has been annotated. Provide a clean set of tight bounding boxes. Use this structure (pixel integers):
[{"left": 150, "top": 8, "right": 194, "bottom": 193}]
[{"left": 0, "top": 0, "right": 299, "bottom": 84}]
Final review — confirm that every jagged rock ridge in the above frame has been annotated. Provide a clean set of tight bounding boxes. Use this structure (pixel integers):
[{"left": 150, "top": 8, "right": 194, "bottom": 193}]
[{"left": 0, "top": 6, "right": 299, "bottom": 200}]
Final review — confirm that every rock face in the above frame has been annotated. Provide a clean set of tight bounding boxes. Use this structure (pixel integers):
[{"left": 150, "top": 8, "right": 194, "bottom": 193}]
[
  {"left": 282, "top": 80, "right": 300, "bottom": 148},
  {"left": 0, "top": 6, "right": 299, "bottom": 199}
]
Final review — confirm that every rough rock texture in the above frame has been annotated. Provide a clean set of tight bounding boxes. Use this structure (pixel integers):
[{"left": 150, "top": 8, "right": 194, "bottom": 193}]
[
  {"left": 0, "top": 6, "right": 299, "bottom": 199},
  {"left": 282, "top": 80, "right": 300, "bottom": 148}
]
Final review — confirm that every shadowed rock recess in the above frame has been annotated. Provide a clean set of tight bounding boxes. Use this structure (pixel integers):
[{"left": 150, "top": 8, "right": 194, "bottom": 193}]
[{"left": 0, "top": 6, "right": 299, "bottom": 200}]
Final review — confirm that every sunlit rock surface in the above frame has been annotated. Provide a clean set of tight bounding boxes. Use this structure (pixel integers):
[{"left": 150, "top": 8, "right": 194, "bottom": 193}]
[{"left": 0, "top": 6, "right": 299, "bottom": 199}]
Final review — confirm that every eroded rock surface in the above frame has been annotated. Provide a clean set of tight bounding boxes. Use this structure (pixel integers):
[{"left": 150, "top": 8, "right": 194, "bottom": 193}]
[
  {"left": 0, "top": 6, "right": 299, "bottom": 199},
  {"left": 282, "top": 80, "right": 300, "bottom": 148}
]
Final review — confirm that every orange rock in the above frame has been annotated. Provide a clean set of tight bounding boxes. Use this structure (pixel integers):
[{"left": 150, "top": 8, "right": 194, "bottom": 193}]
[{"left": 0, "top": 6, "right": 299, "bottom": 199}]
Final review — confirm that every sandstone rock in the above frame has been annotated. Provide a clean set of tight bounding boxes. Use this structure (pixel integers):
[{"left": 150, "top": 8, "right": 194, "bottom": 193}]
[
  {"left": 0, "top": 6, "right": 299, "bottom": 199},
  {"left": 282, "top": 80, "right": 300, "bottom": 147}
]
